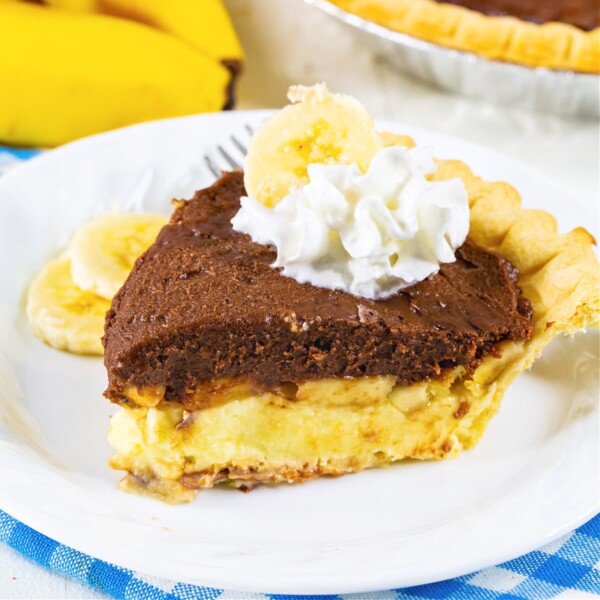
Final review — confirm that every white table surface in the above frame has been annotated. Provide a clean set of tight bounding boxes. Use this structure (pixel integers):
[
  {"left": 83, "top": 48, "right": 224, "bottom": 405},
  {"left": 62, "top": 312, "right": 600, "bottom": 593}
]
[{"left": 1, "top": 0, "right": 598, "bottom": 597}]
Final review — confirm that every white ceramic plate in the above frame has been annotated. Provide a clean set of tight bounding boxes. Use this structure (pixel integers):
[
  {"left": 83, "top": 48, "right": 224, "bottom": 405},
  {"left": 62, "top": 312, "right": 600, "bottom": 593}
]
[{"left": 0, "top": 111, "right": 598, "bottom": 595}]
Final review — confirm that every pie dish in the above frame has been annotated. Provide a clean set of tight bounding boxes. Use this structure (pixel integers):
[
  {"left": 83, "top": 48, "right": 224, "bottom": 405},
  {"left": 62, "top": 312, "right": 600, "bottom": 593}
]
[
  {"left": 326, "top": 0, "right": 600, "bottom": 72},
  {"left": 103, "top": 93, "right": 599, "bottom": 502}
]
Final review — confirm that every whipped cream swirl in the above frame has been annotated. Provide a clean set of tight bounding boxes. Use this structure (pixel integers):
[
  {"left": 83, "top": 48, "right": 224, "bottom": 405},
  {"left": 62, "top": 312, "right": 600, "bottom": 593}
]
[{"left": 231, "top": 146, "right": 470, "bottom": 300}]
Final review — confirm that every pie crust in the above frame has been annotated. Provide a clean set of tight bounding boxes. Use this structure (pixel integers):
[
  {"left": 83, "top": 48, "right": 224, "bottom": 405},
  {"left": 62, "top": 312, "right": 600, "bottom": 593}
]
[
  {"left": 108, "top": 135, "right": 599, "bottom": 502},
  {"left": 328, "top": 0, "right": 600, "bottom": 73}
]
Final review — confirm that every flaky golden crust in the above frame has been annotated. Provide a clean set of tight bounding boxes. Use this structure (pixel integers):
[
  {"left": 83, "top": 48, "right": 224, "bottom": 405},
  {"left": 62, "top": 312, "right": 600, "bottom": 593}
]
[
  {"left": 431, "top": 156, "right": 599, "bottom": 335},
  {"left": 328, "top": 0, "right": 600, "bottom": 73}
]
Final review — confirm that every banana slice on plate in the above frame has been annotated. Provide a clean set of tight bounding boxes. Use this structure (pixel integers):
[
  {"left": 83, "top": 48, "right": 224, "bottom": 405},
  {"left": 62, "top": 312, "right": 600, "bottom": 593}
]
[
  {"left": 69, "top": 213, "right": 167, "bottom": 300},
  {"left": 26, "top": 256, "right": 110, "bottom": 355},
  {"left": 244, "top": 83, "right": 383, "bottom": 207}
]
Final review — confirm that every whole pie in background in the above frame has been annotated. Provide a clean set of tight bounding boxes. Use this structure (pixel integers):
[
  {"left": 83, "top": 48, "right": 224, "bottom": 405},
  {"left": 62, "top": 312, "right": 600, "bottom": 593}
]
[{"left": 328, "top": 0, "right": 600, "bottom": 73}]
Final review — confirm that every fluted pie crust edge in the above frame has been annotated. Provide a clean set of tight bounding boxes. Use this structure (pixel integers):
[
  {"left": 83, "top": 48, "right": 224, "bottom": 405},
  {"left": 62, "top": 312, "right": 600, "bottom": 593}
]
[{"left": 328, "top": 0, "right": 600, "bottom": 73}]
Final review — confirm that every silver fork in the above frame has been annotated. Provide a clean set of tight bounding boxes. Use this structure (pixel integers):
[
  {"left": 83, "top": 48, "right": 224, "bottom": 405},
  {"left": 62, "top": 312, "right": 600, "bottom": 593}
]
[{"left": 204, "top": 124, "right": 254, "bottom": 179}]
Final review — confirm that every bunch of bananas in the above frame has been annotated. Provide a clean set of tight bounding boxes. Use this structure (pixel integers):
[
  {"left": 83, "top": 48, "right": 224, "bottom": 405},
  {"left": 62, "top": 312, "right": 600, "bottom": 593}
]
[
  {"left": 27, "top": 213, "right": 167, "bottom": 355},
  {"left": 0, "top": 0, "right": 243, "bottom": 147}
]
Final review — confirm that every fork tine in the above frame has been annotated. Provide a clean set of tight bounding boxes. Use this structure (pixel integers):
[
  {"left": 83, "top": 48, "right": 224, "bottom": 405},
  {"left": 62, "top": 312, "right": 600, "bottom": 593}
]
[
  {"left": 205, "top": 126, "right": 254, "bottom": 179},
  {"left": 218, "top": 145, "right": 242, "bottom": 170},
  {"left": 231, "top": 135, "right": 247, "bottom": 156},
  {"left": 204, "top": 155, "right": 221, "bottom": 179}
]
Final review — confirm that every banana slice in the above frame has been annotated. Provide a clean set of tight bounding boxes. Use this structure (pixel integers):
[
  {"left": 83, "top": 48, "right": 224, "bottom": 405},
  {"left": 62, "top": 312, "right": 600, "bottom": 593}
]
[
  {"left": 26, "top": 256, "right": 110, "bottom": 355},
  {"left": 244, "top": 83, "right": 383, "bottom": 207},
  {"left": 69, "top": 213, "right": 167, "bottom": 300}
]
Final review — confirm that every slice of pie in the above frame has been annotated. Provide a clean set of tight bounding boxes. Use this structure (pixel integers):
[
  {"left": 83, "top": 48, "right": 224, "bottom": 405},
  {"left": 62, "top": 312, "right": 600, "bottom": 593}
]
[
  {"left": 104, "top": 88, "right": 599, "bottom": 503},
  {"left": 327, "top": 0, "right": 600, "bottom": 73}
]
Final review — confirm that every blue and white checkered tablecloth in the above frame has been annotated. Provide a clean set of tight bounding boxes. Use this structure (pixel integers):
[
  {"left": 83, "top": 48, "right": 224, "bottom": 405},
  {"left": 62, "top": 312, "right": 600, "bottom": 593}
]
[{"left": 1, "top": 145, "right": 599, "bottom": 600}]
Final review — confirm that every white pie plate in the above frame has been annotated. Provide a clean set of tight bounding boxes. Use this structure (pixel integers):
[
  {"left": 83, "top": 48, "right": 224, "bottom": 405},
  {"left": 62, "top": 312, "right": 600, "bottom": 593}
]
[{"left": 0, "top": 111, "right": 598, "bottom": 595}]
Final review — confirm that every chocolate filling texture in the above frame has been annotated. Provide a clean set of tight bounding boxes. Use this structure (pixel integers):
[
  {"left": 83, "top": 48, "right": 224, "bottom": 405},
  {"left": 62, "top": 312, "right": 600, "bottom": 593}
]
[
  {"left": 436, "top": 0, "right": 599, "bottom": 31},
  {"left": 103, "top": 171, "right": 533, "bottom": 408}
]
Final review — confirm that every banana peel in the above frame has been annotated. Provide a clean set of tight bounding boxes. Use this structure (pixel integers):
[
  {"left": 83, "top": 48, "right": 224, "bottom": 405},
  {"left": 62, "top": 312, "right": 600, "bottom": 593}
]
[{"left": 0, "top": 1, "right": 234, "bottom": 147}]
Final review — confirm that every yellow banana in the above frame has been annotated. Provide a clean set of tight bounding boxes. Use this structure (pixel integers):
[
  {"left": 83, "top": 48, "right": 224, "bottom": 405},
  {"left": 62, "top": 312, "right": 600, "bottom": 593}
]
[
  {"left": 0, "top": 1, "right": 231, "bottom": 147},
  {"left": 41, "top": 0, "right": 243, "bottom": 66}
]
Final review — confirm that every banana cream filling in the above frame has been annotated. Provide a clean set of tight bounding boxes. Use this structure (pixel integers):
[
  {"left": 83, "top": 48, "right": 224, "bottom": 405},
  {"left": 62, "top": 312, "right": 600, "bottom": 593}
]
[{"left": 109, "top": 369, "right": 487, "bottom": 503}]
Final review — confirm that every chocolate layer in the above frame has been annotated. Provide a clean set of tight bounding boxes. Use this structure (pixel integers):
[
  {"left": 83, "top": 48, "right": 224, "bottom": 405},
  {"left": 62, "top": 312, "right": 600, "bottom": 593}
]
[
  {"left": 103, "top": 171, "right": 532, "bottom": 408},
  {"left": 436, "top": 0, "right": 599, "bottom": 30}
]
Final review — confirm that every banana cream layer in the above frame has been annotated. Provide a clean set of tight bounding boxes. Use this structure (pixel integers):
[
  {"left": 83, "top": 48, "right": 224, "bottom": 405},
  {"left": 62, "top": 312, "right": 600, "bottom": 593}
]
[{"left": 109, "top": 370, "right": 487, "bottom": 503}]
